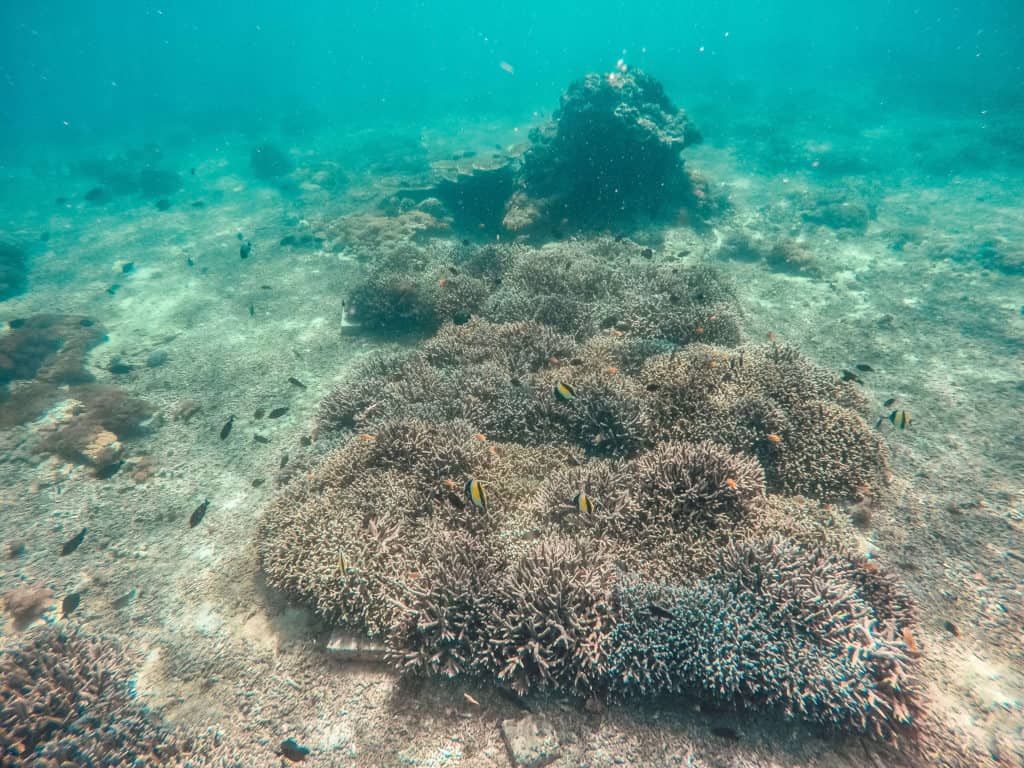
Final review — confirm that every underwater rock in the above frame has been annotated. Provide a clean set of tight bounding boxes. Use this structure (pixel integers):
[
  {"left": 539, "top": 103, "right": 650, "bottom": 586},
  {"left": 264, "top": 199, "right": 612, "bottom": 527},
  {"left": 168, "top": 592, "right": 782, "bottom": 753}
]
[
  {"left": 801, "top": 192, "right": 874, "bottom": 233},
  {"left": 500, "top": 714, "right": 562, "bottom": 768},
  {"left": 511, "top": 69, "right": 705, "bottom": 233},
  {"left": 250, "top": 142, "right": 295, "bottom": 179},
  {"left": 0, "top": 240, "right": 29, "bottom": 300}
]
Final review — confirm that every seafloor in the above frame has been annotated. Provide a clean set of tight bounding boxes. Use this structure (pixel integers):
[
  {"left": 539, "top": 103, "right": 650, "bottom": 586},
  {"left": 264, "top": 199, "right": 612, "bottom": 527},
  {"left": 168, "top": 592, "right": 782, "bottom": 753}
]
[{"left": 1, "top": 91, "right": 1022, "bottom": 768}]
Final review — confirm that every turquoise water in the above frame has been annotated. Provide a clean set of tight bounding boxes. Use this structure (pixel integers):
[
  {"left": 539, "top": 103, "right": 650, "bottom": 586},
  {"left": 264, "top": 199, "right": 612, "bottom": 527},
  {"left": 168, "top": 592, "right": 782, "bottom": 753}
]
[{"left": 1, "top": 3, "right": 1022, "bottom": 768}]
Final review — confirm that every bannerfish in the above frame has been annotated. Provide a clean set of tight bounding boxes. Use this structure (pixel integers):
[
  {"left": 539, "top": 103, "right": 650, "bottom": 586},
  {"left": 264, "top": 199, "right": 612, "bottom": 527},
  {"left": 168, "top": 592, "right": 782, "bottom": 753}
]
[
  {"left": 888, "top": 409, "right": 911, "bottom": 429},
  {"left": 553, "top": 381, "right": 576, "bottom": 402},
  {"left": 855, "top": 363, "right": 875, "bottom": 372},
  {"left": 61, "top": 528, "right": 87, "bottom": 556},
  {"left": 61, "top": 592, "right": 81, "bottom": 618},
  {"left": 268, "top": 407, "right": 289, "bottom": 419},
  {"left": 240, "top": 240, "right": 253, "bottom": 259},
  {"left": 573, "top": 491, "right": 594, "bottom": 515},
  {"left": 278, "top": 738, "right": 309, "bottom": 763},
  {"left": 883, "top": 397, "right": 897, "bottom": 408},
  {"left": 189, "top": 499, "right": 210, "bottom": 528},
  {"left": 220, "top": 415, "right": 235, "bottom": 439},
  {"left": 465, "top": 479, "right": 488, "bottom": 512},
  {"left": 288, "top": 376, "right": 307, "bottom": 389}
]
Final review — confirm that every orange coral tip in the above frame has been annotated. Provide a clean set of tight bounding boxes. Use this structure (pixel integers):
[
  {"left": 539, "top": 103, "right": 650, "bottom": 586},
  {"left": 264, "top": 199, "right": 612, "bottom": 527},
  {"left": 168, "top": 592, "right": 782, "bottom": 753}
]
[
  {"left": 766, "top": 433, "right": 782, "bottom": 444},
  {"left": 605, "top": 366, "right": 619, "bottom": 375},
  {"left": 724, "top": 478, "right": 738, "bottom": 489}
]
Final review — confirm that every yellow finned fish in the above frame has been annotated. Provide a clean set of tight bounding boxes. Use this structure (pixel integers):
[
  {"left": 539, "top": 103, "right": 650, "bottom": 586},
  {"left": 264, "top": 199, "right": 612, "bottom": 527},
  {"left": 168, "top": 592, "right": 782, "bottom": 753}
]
[
  {"left": 573, "top": 491, "right": 594, "bottom": 515},
  {"left": 553, "top": 381, "right": 576, "bottom": 402},
  {"left": 465, "top": 479, "right": 488, "bottom": 512},
  {"left": 888, "top": 409, "right": 911, "bottom": 429}
]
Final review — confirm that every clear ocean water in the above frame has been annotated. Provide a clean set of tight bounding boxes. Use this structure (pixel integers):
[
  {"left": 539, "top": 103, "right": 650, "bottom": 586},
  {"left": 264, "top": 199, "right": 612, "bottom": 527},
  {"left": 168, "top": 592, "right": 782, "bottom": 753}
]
[{"left": 1, "top": 2, "right": 1021, "bottom": 767}]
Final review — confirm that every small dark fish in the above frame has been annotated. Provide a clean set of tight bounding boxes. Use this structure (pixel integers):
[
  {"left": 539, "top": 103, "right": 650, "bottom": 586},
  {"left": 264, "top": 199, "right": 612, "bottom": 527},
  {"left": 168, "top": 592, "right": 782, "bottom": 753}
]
[
  {"left": 855, "top": 363, "right": 875, "bottom": 372},
  {"left": 220, "top": 415, "right": 235, "bottom": 439},
  {"left": 253, "top": 434, "right": 270, "bottom": 444},
  {"left": 108, "top": 361, "right": 133, "bottom": 375},
  {"left": 280, "top": 452, "right": 289, "bottom": 469},
  {"left": 111, "top": 590, "right": 136, "bottom": 609},
  {"left": 121, "top": 261, "right": 135, "bottom": 273},
  {"left": 573, "top": 491, "right": 594, "bottom": 515},
  {"left": 61, "top": 593, "right": 81, "bottom": 618},
  {"left": 56, "top": 196, "right": 69, "bottom": 205},
  {"left": 79, "top": 318, "right": 94, "bottom": 327},
  {"left": 260, "top": 284, "right": 272, "bottom": 290},
  {"left": 645, "top": 383, "right": 661, "bottom": 392},
  {"left": 278, "top": 738, "right": 309, "bottom": 763},
  {"left": 465, "top": 479, "right": 488, "bottom": 512},
  {"left": 186, "top": 257, "right": 195, "bottom": 267},
  {"left": 841, "top": 369, "right": 863, "bottom": 384},
  {"left": 9, "top": 318, "right": 26, "bottom": 329},
  {"left": 61, "top": 528, "right": 87, "bottom": 556},
  {"left": 155, "top": 198, "right": 171, "bottom": 211},
  {"left": 254, "top": 408, "right": 265, "bottom": 419},
  {"left": 251, "top": 478, "right": 265, "bottom": 487},
  {"left": 237, "top": 232, "right": 244, "bottom": 241},
  {"left": 883, "top": 397, "right": 897, "bottom": 408},
  {"left": 553, "top": 381, "right": 576, "bottom": 402},
  {"left": 85, "top": 186, "right": 108, "bottom": 202},
  {"left": 240, "top": 240, "right": 253, "bottom": 259},
  {"left": 268, "top": 407, "right": 289, "bottom": 419},
  {"left": 191, "top": 200, "right": 205, "bottom": 208},
  {"left": 288, "top": 376, "right": 307, "bottom": 389},
  {"left": 189, "top": 499, "right": 210, "bottom": 528},
  {"left": 641, "top": 247, "right": 654, "bottom": 259},
  {"left": 249, "top": 302, "right": 255, "bottom": 317},
  {"left": 107, "top": 283, "right": 120, "bottom": 296},
  {"left": 299, "top": 435, "right": 312, "bottom": 447},
  {"left": 649, "top": 602, "right": 675, "bottom": 620},
  {"left": 190, "top": 167, "right": 197, "bottom": 175}
]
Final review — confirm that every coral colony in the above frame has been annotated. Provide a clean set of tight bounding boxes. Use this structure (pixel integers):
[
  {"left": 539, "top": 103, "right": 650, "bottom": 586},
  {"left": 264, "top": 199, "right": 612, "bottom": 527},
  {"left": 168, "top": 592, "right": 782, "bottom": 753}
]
[{"left": 259, "top": 71, "right": 923, "bottom": 747}]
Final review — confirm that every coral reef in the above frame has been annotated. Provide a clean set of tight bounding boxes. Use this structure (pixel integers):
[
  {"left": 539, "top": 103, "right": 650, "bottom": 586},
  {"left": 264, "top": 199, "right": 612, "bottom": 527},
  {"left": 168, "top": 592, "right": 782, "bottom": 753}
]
[
  {"left": 0, "top": 314, "right": 106, "bottom": 389},
  {"left": 2, "top": 582, "right": 53, "bottom": 631},
  {"left": 509, "top": 70, "right": 706, "bottom": 233},
  {"left": 0, "top": 625, "right": 199, "bottom": 766},
  {"left": 0, "top": 241, "right": 28, "bottom": 301}
]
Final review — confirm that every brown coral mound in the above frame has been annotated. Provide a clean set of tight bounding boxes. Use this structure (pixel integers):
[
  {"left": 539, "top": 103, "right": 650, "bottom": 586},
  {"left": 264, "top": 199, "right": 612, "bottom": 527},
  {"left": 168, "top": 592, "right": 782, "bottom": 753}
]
[{"left": 0, "top": 625, "right": 199, "bottom": 766}]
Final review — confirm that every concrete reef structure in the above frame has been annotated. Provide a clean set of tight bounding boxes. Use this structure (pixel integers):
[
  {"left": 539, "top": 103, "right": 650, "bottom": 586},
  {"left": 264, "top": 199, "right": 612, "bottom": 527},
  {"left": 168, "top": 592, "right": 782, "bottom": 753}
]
[{"left": 0, "top": 625, "right": 200, "bottom": 766}]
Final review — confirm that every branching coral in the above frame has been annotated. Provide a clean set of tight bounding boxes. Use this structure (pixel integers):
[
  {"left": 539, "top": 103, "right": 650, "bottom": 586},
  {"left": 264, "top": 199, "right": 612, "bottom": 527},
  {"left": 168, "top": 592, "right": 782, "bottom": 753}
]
[{"left": 0, "top": 625, "right": 199, "bottom": 766}]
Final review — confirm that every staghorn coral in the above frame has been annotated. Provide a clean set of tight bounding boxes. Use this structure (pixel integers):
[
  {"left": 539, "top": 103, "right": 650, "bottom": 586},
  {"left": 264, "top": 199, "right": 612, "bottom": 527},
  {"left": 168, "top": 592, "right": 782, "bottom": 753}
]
[
  {"left": 607, "top": 536, "right": 919, "bottom": 742},
  {"left": 0, "top": 625, "right": 199, "bottom": 766}
]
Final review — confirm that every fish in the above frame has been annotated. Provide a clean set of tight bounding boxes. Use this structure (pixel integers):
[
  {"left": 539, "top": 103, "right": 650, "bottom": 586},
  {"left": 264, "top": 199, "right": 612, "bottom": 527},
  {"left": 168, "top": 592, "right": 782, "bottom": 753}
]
[
  {"left": 220, "top": 415, "right": 235, "bottom": 439},
  {"left": 649, "top": 602, "right": 675, "bottom": 620},
  {"left": 288, "top": 376, "right": 307, "bottom": 389},
  {"left": 60, "top": 528, "right": 87, "bottom": 556},
  {"left": 254, "top": 408, "right": 265, "bottom": 419},
  {"left": 253, "top": 434, "right": 270, "bottom": 444},
  {"left": 855, "top": 363, "right": 875, "bottom": 372},
  {"left": 249, "top": 302, "right": 255, "bottom": 317},
  {"left": 252, "top": 478, "right": 265, "bottom": 487},
  {"left": 552, "top": 381, "right": 576, "bottom": 402},
  {"left": 107, "top": 283, "right": 120, "bottom": 295},
  {"left": 121, "top": 261, "right": 135, "bottom": 273},
  {"left": 111, "top": 590, "right": 136, "bottom": 609},
  {"left": 61, "top": 593, "right": 81, "bottom": 618},
  {"left": 240, "top": 240, "right": 253, "bottom": 259},
  {"left": 189, "top": 499, "right": 209, "bottom": 528},
  {"left": 883, "top": 397, "right": 897, "bottom": 408},
  {"left": 464, "top": 479, "right": 488, "bottom": 512},
  {"left": 186, "top": 257, "right": 195, "bottom": 267},
  {"left": 841, "top": 369, "right": 863, "bottom": 384},
  {"left": 499, "top": 61, "right": 515, "bottom": 74},
  {"left": 299, "top": 435, "right": 312, "bottom": 447},
  {"left": 268, "top": 407, "right": 289, "bottom": 419},
  {"left": 190, "top": 167, "right": 196, "bottom": 175},
  {"left": 278, "top": 738, "right": 309, "bottom": 763},
  {"left": 887, "top": 409, "right": 911, "bottom": 429},
  {"left": 573, "top": 491, "right": 594, "bottom": 515},
  {"left": 260, "top": 284, "right": 272, "bottom": 290},
  {"left": 237, "top": 232, "right": 244, "bottom": 241},
  {"left": 155, "top": 198, "right": 171, "bottom": 211},
  {"left": 280, "top": 452, "right": 289, "bottom": 469}
]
